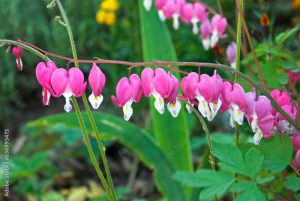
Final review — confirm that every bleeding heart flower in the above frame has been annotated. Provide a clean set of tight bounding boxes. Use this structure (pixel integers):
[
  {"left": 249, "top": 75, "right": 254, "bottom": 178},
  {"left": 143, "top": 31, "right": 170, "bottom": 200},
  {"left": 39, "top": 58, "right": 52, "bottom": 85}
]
[
  {"left": 144, "top": 0, "right": 152, "bottom": 11},
  {"left": 12, "top": 46, "right": 23, "bottom": 71},
  {"left": 180, "top": 2, "right": 208, "bottom": 34},
  {"left": 285, "top": 68, "right": 300, "bottom": 87},
  {"left": 210, "top": 14, "right": 227, "bottom": 48},
  {"left": 181, "top": 72, "right": 199, "bottom": 113},
  {"left": 200, "top": 19, "right": 212, "bottom": 50},
  {"left": 160, "top": 0, "right": 185, "bottom": 30},
  {"left": 226, "top": 42, "right": 236, "bottom": 68},
  {"left": 245, "top": 91, "right": 275, "bottom": 144},
  {"left": 141, "top": 68, "right": 181, "bottom": 117},
  {"left": 88, "top": 63, "right": 106, "bottom": 109},
  {"left": 111, "top": 74, "right": 143, "bottom": 121},
  {"left": 292, "top": 149, "right": 300, "bottom": 173},
  {"left": 51, "top": 68, "right": 87, "bottom": 113},
  {"left": 270, "top": 89, "right": 291, "bottom": 115},
  {"left": 35, "top": 61, "right": 57, "bottom": 106},
  {"left": 155, "top": 0, "right": 168, "bottom": 21},
  {"left": 221, "top": 82, "right": 247, "bottom": 127},
  {"left": 292, "top": 134, "right": 300, "bottom": 151},
  {"left": 276, "top": 104, "right": 298, "bottom": 135}
]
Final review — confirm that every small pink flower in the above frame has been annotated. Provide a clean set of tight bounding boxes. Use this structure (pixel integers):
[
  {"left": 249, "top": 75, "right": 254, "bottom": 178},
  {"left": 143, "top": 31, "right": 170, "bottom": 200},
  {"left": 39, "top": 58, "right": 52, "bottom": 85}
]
[
  {"left": 221, "top": 82, "right": 247, "bottom": 126},
  {"left": 292, "top": 150, "right": 300, "bottom": 172},
  {"left": 245, "top": 91, "right": 275, "bottom": 144},
  {"left": 270, "top": 89, "right": 291, "bottom": 115},
  {"left": 141, "top": 68, "right": 181, "bottom": 117},
  {"left": 292, "top": 134, "right": 300, "bottom": 151},
  {"left": 88, "top": 63, "right": 106, "bottom": 109},
  {"left": 144, "top": 0, "right": 153, "bottom": 11},
  {"left": 180, "top": 2, "right": 208, "bottom": 34},
  {"left": 181, "top": 72, "right": 199, "bottom": 112},
  {"left": 35, "top": 61, "right": 57, "bottom": 106},
  {"left": 12, "top": 46, "right": 23, "bottom": 71},
  {"left": 200, "top": 19, "right": 212, "bottom": 50},
  {"left": 51, "top": 68, "right": 87, "bottom": 112},
  {"left": 210, "top": 14, "right": 227, "bottom": 48},
  {"left": 285, "top": 68, "right": 300, "bottom": 87},
  {"left": 226, "top": 42, "right": 236, "bottom": 68},
  {"left": 276, "top": 104, "right": 298, "bottom": 135},
  {"left": 155, "top": 0, "right": 168, "bottom": 20},
  {"left": 160, "top": 0, "right": 185, "bottom": 30},
  {"left": 112, "top": 74, "right": 143, "bottom": 121}
]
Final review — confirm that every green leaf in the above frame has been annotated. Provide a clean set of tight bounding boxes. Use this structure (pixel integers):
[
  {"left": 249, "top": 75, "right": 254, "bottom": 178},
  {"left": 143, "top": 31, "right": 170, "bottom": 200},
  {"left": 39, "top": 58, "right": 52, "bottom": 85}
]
[
  {"left": 230, "top": 182, "right": 266, "bottom": 201},
  {"left": 284, "top": 176, "right": 300, "bottom": 192},
  {"left": 138, "top": 0, "right": 192, "bottom": 174},
  {"left": 244, "top": 148, "right": 264, "bottom": 179},
  {"left": 27, "top": 112, "right": 186, "bottom": 201},
  {"left": 276, "top": 25, "right": 300, "bottom": 45},
  {"left": 212, "top": 141, "right": 248, "bottom": 176},
  {"left": 173, "top": 170, "right": 235, "bottom": 201},
  {"left": 258, "top": 134, "right": 293, "bottom": 172}
]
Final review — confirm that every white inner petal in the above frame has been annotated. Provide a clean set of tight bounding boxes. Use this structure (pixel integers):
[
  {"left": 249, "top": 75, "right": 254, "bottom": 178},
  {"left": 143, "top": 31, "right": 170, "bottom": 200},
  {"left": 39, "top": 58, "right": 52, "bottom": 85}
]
[
  {"left": 202, "top": 38, "right": 210, "bottom": 50},
  {"left": 191, "top": 17, "right": 199, "bottom": 34},
  {"left": 208, "top": 98, "right": 222, "bottom": 121},
  {"left": 229, "top": 110, "right": 235, "bottom": 128},
  {"left": 185, "top": 102, "right": 193, "bottom": 114},
  {"left": 63, "top": 83, "right": 73, "bottom": 113},
  {"left": 158, "top": 10, "right": 166, "bottom": 21},
  {"left": 89, "top": 93, "right": 103, "bottom": 110},
  {"left": 251, "top": 112, "right": 258, "bottom": 132},
  {"left": 42, "top": 90, "right": 51, "bottom": 106},
  {"left": 143, "top": 0, "right": 152, "bottom": 11},
  {"left": 16, "top": 58, "right": 23, "bottom": 71},
  {"left": 210, "top": 29, "right": 219, "bottom": 48},
  {"left": 232, "top": 103, "right": 244, "bottom": 125},
  {"left": 172, "top": 13, "right": 180, "bottom": 30},
  {"left": 253, "top": 130, "right": 263, "bottom": 145},
  {"left": 196, "top": 95, "right": 209, "bottom": 118},
  {"left": 153, "top": 92, "right": 165, "bottom": 114},
  {"left": 123, "top": 99, "right": 133, "bottom": 121},
  {"left": 167, "top": 98, "right": 181, "bottom": 118},
  {"left": 230, "top": 62, "right": 236, "bottom": 69}
]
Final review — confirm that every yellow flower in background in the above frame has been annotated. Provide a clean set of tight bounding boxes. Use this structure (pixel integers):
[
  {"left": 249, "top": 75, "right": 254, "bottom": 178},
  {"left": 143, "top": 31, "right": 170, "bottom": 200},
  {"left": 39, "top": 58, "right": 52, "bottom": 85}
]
[
  {"left": 96, "top": 0, "right": 119, "bottom": 26},
  {"left": 101, "top": 0, "right": 119, "bottom": 11},
  {"left": 293, "top": 0, "right": 300, "bottom": 9}
]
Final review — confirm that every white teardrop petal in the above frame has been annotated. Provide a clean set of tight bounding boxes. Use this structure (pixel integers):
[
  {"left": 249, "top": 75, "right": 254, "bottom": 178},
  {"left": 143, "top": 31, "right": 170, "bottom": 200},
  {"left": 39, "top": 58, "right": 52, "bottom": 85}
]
[
  {"left": 123, "top": 100, "right": 133, "bottom": 121},
  {"left": 167, "top": 99, "right": 181, "bottom": 118},
  {"left": 89, "top": 93, "right": 103, "bottom": 110}
]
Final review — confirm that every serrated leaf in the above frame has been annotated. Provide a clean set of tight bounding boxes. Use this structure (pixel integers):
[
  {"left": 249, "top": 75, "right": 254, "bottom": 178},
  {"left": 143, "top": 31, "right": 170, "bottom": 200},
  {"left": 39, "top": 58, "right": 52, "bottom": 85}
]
[
  {"left": 230, "top": 182, "right": 266, "bottom": 201},
  {"left": 284, "top": 176, "right": 300, "bottom": 192},
  {"left": 212, "top": 141, "right": 248, "bottom": 176},
  {"left": 244, "top": 148, "right": 264, "bottom": 179},
  {"left": 173, "top": 170, "right": 235, "bottom": 201},
  {"left": 258, "top": 134, "right": 293, "bottom": 172}
]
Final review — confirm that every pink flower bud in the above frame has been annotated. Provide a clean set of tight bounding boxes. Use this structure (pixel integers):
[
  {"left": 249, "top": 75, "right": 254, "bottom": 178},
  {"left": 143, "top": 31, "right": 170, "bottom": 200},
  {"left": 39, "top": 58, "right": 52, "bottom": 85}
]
[
  {"left": 226, "top": 42, "right": 236, "bottom": 68},
  {"left": 292, "top": 150, "right": 300, "bottom": 173},
  {"left": 88, "top": 63, "right": 106, "bottom": 109},
  {"left": 12, "top": 46, "right": 23, "bottom": 71},
  {"left": 51, "top": 68, "right": 87, "bottom": 112},
  {"left": 292, "top": 134, "right": 300, "bottom": 151},
  {"left": 111, "top": 74, "right": 143, "bottom": 121},
  {"left": 271, "top": 89, "right": 291, "bottom": 114},
  {"left": 200, "top": 19, "right": 212, "bottom": 50},
  {"left": 210, "top": 14, "right": 227, "bottom": 48},
  {"left": 276, "top": 104, "right": 298, "bottom": 135}
]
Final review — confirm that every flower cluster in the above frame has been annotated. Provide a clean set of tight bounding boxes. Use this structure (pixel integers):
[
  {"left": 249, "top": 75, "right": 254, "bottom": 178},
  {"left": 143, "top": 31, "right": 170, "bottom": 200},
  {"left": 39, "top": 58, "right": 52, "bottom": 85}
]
[
  {"left": 143, "top": 0, "right": 228, "bottom": 50},
  {"left": 270, "top": 89, "right": 300, "bottom": 172},
  {"left": 96, "top": 0, "right": 119, "bottom": 26},
  {"left": 34, "top": 60, "right": 300, "bottom": 148}
]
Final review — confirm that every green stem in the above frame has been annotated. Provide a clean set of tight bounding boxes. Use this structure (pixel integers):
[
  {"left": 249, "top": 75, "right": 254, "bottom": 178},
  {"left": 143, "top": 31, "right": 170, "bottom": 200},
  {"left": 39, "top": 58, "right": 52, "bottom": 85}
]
[
  {"left": 234, "top": 0, "right": 243, "bottom": 146},
  {"left": 71, "top": 97, "right": 113, "bottom": 199},
  {"left": 180, "top": 99, "right": 216, "bottom": 170},
  {"left": 55, "top": 1, "right": 117, "bottom": 200},
  {"left": 1, "top": 39, "right": 49, "bottom": 61}
]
